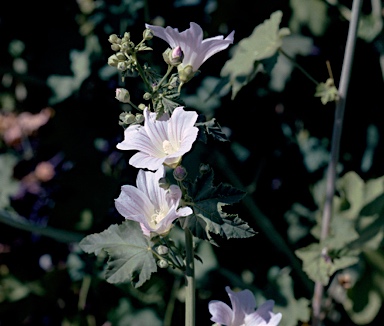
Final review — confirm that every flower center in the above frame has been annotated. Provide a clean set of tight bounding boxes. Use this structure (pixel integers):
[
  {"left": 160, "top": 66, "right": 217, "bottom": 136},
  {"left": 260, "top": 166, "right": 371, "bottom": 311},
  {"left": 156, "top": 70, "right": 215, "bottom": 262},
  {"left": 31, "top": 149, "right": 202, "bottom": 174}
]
[
  {"left": 162, "top": 140, "right": 177, "bottom": 155},
  {"left": 151, "top": 209, "right": 166, "bottom": 225}
]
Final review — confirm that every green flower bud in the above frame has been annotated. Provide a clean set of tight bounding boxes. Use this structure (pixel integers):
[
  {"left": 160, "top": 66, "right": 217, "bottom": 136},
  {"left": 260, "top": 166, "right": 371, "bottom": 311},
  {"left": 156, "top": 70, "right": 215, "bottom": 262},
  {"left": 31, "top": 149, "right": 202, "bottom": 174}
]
[
  {"left": 111, "top": 44, "right": 120, "bottom": 51},
  {"left": 163, "top": 46, "right": 183, "bottom": 66},
  {"left": 122, "top": 32, "right": 130, "bottom": 42},
  {"left": 178, "top": 64, "right": 195, "bottom": 84},
  {"left": 143, "top": 28, "right": 153, "bottom": 40},
  {"left": 135, "top": 113, "right": 144, "bottom": 124},
  {"left": 119, "top": 112, "right": 136, "bottom": 125},
  {"left": 115, "top": 88, "right": 130, "bottom": 103},
  {"left": 157, "top": 259, "right": 169, "bottom": 269},
  {"left": 138, "top": 103, "right": 146, "bottom": 111},
  {"left": 115, "top": 52, "right": 126, "bottom": 60},
  {"left": 173, "top": 165, "right": 187, "bottom": 181},
  {"left": 143, "top": 92, "right": 152, "bottom": 100},
  {"left": 107, "top": 54, "right": 119, "bottom": 67},
  {"left": 156, "top": 245, "right": 169, "bottom": 255},
  {"left": 117, "top": 61, "right": 128, "bottom": 71},
  {"left": 108, "top": 34, "right": 118, "bottom": 43}
]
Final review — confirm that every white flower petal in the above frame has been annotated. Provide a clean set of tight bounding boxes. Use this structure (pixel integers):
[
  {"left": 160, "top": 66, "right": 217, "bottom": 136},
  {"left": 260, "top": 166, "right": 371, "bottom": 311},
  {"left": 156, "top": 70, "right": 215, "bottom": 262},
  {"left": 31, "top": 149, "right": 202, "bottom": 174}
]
[
  {"left": 129, "top": 152, "right": 165, "bottom": 171},
  {"left": 226, "top": 286, "right": 256, "bottom": 325},
  {"left": 208, "top": 300, "right": 234, "bottom": 325},
  {"left": 145, "top": 22, "right": 234, "bottom": 72},
  {"left": 115, "top": 185, "right": 154, "bottom": 221}
]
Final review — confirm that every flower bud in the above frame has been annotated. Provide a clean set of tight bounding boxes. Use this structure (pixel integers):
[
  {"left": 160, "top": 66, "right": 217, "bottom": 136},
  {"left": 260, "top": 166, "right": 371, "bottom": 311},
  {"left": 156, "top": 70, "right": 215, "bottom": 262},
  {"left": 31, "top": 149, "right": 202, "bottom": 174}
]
[
  {"left": 111, "top": 44, "right": 120, "bottom": 51},
  {"left": 122, "top": 32, "right": 130, "bottom": 42},
  {"left": 115, "top": 88, "right": 130, "bottom": 103},
  {"left": 143, "top": 92, "right": 152, "bottom": 100},
  {"left": 138, "top": 104, "right": 146, "bottom": 111},
  {"left": 135, "top": 114, "right": 144, "bottom": 124},
  {"left": 143, "top": 28, "right": 153, "bottom": 40},
  {"left": 158, "top": 177, "right": 170, "bottom": 190},
  {"left": 107, "top": 54, "right": 119, "bottom": 67},
  {"left": 115, "top": 52, "right": 126, "bottom": 60},
  {"left": 108, "top": 34, "right": 118, "bottom": 43},
  {"left": 119, "top": 112, "right": 136, "bottom": 125},
  {"left": 117, "top": 61, "right": 128, "bottom": 71},
  {"left": 156, "top": 245, "right": 169, "bottom": 255},
  {"left": 173, "top": 165, "right": 187, "bottom": 181},
  {"left": 157, "top": 259, "right": 169, "bottom": 268},
  {"left": 163, "top": 46, "right": 183, "bottom": 66},
  {"left": 177, "top": 64, "right": 195, "bottom": 84}
]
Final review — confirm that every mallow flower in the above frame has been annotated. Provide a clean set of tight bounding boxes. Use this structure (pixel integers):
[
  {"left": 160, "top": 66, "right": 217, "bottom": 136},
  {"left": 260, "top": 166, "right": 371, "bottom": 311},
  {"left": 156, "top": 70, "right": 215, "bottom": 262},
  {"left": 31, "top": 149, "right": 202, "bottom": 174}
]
[
  {"left": 208, "top": 286, "right": 282, "bottom": 326},
  {"left": 145, "top": 22, "right": 235, "bottom": 83},
  {"left": 116, "top": 106, "right": 198, "bottom": 171},
  {"left": 115, "top": 165, "right": 192, "bottom": 237}
]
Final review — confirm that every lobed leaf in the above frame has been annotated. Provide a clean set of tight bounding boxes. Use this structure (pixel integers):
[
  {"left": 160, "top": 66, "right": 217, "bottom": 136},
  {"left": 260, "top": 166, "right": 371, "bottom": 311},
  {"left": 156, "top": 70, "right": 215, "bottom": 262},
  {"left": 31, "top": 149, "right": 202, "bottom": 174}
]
[{"left": 79, "top": 220, "right": 157, "bottom": 287}]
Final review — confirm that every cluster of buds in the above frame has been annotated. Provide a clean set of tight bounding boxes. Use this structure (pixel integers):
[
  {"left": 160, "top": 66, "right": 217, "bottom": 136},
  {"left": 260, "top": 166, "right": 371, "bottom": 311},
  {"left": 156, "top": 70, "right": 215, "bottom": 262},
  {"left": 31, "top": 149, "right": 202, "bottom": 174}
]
[
  {"left": 107, "top": 30, "right": 153, "bottom": 74},
  {"left": 118, "top": 111, "right": 144, "bottom": 128}
]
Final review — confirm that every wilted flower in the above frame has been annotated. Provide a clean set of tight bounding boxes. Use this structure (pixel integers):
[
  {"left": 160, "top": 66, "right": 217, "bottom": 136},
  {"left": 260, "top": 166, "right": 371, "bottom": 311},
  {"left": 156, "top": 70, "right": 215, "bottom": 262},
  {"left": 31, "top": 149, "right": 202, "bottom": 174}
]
[
  {"left": 116, "top": 106, "right": 198, "bottom": 171},
  {"left": 145, "top": 22, "right": 234, "bottom": 83},
  {"left": 115, "top": 166, "right": 192, "bottom": 237},
  {"left": 208, "top": 286, "right": 282, "bottom": 326}
]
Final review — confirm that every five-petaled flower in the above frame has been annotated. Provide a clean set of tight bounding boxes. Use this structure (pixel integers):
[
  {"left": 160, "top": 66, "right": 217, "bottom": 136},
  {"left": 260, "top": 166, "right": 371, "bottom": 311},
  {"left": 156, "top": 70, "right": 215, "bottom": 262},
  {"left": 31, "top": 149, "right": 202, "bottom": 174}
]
[
  {"left": 115, "top": 165, "right": 192, "bottom": 237},
  {"left": 116, "top": 106, "right": 199, "bottom": 171},
  {"left": 208, "top": 286, "right": 282, "bottom": 326},
  {"left": 145, "top": 22, "right": 235, "bottom": 84}
]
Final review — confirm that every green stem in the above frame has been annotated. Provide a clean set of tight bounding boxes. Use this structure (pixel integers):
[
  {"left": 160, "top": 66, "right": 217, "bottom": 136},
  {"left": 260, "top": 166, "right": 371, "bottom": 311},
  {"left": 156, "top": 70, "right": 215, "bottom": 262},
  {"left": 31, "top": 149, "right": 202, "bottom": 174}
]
[
  {"left": 132, "top": 53, "right": 152, "bottom": 92},
  {"left": 279, "top": 48, "right": 319, "bottom": 85},
  {"left": 156, "top": 65, "right": 174, "bottom": 90},
  {"left": 311, "top": 1, "right": 363, "bottom": 325},
  {"left": 184, "top": 227, "right": 195, "bottom": 326}
]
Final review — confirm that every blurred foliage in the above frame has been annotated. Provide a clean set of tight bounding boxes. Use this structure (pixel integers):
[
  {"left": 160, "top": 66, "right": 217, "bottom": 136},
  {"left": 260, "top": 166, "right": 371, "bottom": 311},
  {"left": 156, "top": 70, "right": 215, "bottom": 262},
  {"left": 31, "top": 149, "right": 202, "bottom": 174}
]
[{"left": 1, "top": 0, "right": 384, "bottom": 325}]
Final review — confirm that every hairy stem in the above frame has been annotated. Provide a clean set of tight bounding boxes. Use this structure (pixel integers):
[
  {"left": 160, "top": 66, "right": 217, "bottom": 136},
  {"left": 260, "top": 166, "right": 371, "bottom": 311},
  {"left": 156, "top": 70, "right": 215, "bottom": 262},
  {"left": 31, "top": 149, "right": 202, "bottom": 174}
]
[{"left": 311, "top": 0, "right": 363, "bottom": 325}]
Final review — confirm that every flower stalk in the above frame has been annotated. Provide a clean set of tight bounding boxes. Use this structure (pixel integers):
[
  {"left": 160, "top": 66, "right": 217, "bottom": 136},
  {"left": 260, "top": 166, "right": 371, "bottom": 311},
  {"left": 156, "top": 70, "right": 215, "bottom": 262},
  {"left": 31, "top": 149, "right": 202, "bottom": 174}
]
[
  {"left": 184, "top": 226, "right": 195, "bottom": 326},
  {"left": 311, "top": 0, "right": 363, "bottom": 324}
]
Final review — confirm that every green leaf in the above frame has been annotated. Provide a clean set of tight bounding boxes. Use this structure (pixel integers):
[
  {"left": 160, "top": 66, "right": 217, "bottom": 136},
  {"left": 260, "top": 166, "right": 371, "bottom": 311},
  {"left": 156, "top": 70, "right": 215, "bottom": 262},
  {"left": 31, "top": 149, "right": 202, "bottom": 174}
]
[
  {"left": 0, "top": 153, "right": 20, "bottom": 209},
  {"left": 180, "top": 166, "right": 255, "bottom": 242},
  {"left": 269, "top": 268, "right": 311, "bottom": 326},
  {"left": 314, "top": 78, "right": 339, "bottom": 105},
  {"left": 196, "top": 118, "right": 229, "bottom": 142},
  {"left": 220, "top": 10, "right": 290, "bottom": 99},
  {"left": 79, "top": 220, "right": 157, "bottom": 287},
  {"left": 295, "top": 243, "right": 359, "bottom": 285}
]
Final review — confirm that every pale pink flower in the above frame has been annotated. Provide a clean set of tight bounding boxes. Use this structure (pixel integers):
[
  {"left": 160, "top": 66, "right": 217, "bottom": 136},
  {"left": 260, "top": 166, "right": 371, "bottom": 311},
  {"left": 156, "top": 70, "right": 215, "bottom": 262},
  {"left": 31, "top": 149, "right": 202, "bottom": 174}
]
[
  {"left": 115, "top": 166, "right": 192, "bottom": 237},
  {"left": 116, "top": 106, "right": 198, "bottom": 171},
  {"left": 209, "top": 286, "right": 282, "bottom": 326},
  {"left": 145, "top": 22, "right": 234, "bottom": 83}
]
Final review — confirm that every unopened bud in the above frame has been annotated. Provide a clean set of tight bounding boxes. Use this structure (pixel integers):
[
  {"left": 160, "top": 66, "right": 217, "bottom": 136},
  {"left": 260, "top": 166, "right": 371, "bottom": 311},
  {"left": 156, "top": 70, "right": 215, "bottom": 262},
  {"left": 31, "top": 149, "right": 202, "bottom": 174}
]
[
  {"left": 173, "top": 165, "right": 187, "bottom": 181},
  {"left": 115, "top": 88, "right": 130, "bottom": 103},
  {"left": 108, "top": 34, "right": 119, "bottom": 43},
  {"left": 138, "top": 104, "right": 146, "bottom": 111},
  {"left": 115, "top": 52, "right": 126, "bottom": 60},
  {"left": 111, "top": 44, "right": 120, "bottom": 51},
  {"left": 156, "top": 245, "right": 169, "bottom": 255},
  {"left": 107, "top": 54, "right": 119, "bottom": 67},
  {"left": 119, "top": 112, "right": 136, "bottom": 125},
  {"left": 143, "top": 28, "right": 153, "bottom": 40},
  {"left": 117, "top": 61, "right": 128, "bottom": 71},
  {"left": 157, "top": 259, "right": 169, "bottom": 268},
  {"left": 178, "top": 64, "right": 195, "bottom": 83},
  {"left": 122, "top": 32, "right": 130, "bottom": 42},
  {"left": 158, "top": 177, "right": 170, "bottom": 190},
  {"left": 143, "top": 92, "right": 152, "bottom": 100},
  {"left": 163, "top": 46, "right": 183, "bottom": 66},
  {"left": 135, "top": 114, "right": 144, "bottom": 124}
]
